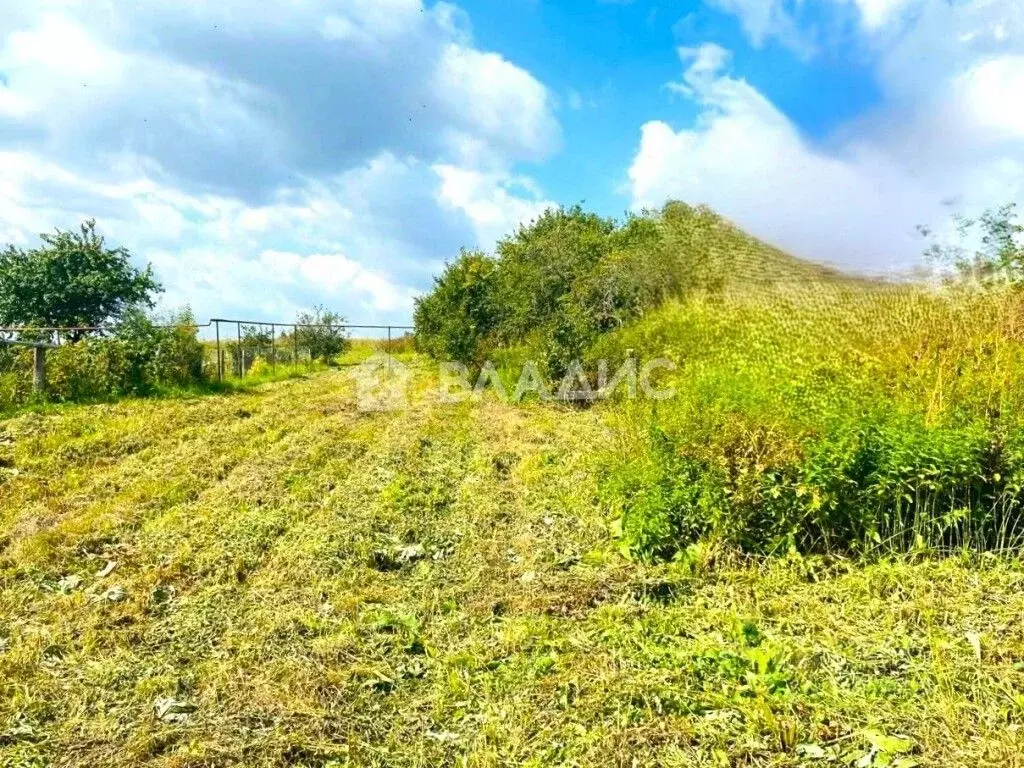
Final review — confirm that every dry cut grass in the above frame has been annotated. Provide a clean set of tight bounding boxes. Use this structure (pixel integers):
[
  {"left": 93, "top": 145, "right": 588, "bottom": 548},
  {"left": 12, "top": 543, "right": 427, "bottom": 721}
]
[{"left": 1, "top": 362, "right": 1024, "bottom": 766}]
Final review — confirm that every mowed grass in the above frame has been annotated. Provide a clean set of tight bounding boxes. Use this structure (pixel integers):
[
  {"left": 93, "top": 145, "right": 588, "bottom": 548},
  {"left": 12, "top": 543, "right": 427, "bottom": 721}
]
[{"left": 2, "top": 362, "right": 1024, "bottom": 767}]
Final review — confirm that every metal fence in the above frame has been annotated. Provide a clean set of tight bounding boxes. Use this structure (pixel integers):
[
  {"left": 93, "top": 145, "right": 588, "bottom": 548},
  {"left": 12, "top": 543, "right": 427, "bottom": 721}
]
[
  {"left": 0, "top": 317, "right": 414, "bottom": 409},
  {"left": 208, "top": 318, "right": 413, "bottom": 381}
]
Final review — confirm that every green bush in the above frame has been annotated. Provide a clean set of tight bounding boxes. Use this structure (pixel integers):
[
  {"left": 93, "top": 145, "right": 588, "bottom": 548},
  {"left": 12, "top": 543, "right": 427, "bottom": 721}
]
[
  {"left": 1, "top": 308, "right": 206, "bottom": 410},
  {"left": 295, "top": 306, "right": 350, "bottom": 363},
  {"left": 414, "top": 205, "right": 683, "bottom": 377},
  {"left": 0, "top": 345, "right": 33, "bottom": 412},
  {"left": 414, "top": 250, "right": 498, "bottom": 368},
  {"left": 113, "top": 308, "right": 205, "bottom": 389}
]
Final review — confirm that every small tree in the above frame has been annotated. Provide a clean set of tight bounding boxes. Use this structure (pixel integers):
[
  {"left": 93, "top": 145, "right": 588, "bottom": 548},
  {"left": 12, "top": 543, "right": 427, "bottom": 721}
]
[
  {"left": 295, "top": 306, "right": 349, "bottom": 363},
  {"left": 0, "top": 220, "right": 161, "bottom": 335},
  {"left": 923, "top": 203, "right": 1024, "bottom": 286}
]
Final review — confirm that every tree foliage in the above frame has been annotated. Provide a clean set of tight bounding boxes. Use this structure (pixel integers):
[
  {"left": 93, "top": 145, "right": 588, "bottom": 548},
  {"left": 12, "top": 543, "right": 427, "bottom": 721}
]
[
  {"left": 414, "top": 205, "right": 683, "bottom": 375},
  {"left": 295, "top": 305, "right": 349, "bottom": 363},
  {"left": 413, "top": 250, "right": 499, "bottom": 367},
  {"left": 0, "top": 220, "right": 161, "bottom": 332},
  {"left": 924, "top": 203, "right": 1024, "bottom": 285}
]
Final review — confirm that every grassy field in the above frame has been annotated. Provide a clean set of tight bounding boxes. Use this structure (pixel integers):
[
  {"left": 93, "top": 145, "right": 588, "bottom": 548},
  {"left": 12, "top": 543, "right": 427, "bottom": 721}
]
[{"left": 2, "top": 361, "right": 1024, "bottom": 767}]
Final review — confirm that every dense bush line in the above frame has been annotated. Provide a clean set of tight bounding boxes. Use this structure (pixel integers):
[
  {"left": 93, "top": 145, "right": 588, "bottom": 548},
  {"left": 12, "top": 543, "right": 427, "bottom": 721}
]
[
  {"left": 414, "top": 204, "right": 701, "bottom": 376},
  {"left": 0, "top": 309, "right": 206, "bottom": 411}
]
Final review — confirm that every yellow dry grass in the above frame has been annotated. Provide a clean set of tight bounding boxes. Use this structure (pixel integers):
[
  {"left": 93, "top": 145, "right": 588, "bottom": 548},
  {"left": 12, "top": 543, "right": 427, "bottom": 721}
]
[{"left": 1, "top": 362, "right": 1023, "bottom": 766}]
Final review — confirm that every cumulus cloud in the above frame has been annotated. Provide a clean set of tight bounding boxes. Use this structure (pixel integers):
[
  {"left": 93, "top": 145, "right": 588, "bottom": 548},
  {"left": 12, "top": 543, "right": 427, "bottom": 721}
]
[
  {"left": 0, "top": 149, "right": 429, "bottom": 318},
  {"left": 0, "top": 2, "right": 559, "bottom": 198},
  {"left": 433, "top": 165, "right": 555, "bottom": 252},
  {"left": 0, "top": 1, "right": 561, "bottom": 325},
  {"left": 632, "top": 45, "right": 938, "bottom": 271},
  {"left": 630, "top": 0, "right": 1024, "bottom": 272}
]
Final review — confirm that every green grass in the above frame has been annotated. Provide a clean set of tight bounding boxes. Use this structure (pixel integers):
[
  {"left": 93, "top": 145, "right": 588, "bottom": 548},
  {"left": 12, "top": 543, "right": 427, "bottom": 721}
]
[
  {"left": 2, "top": 361, "right": 1024, "bottom": 766},
  {"left": 594, "top": 279, "right": 1024, "bottom": 557},
  {"left": 0, "top": 334, "right": 413, "bottom": 420}
]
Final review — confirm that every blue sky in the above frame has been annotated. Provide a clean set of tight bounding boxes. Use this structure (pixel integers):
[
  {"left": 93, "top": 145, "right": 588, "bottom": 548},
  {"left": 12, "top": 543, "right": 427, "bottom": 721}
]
[
  {"left": 459, "top": 0, "right": 884, "bottom": 214},
  {"left": 0, "top": 1, "right": 1021, "bottom": 325}
]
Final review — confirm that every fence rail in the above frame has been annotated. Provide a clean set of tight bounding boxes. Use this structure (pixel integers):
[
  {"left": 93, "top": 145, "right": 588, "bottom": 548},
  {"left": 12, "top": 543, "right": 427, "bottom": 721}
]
[
  {"left": 0, "top": 317, "right": 415, "bottom": 405},
  {"left": 207, "top": 318, "right": 413, "bottom": 382}
]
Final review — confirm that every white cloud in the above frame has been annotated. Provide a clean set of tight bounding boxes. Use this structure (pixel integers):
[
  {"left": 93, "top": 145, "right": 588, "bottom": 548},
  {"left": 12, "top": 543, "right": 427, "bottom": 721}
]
[
  {"left": 0, "top": 149, "right": 426, "bottom": 318},
  {"left": 434, "top": 165, "right": 555, "bottom": 251},
  {"left": 953, "top": 55, "right": 1024, "bottom": 140},
  {"left": 0, "top": 2, "right": 559, "bottom": 197},
  {"left": 703, "top": 0, "right": 984, "bottom": 56},
  {"left": 631, "top": 47, "right": 937, "bottom": 271},
  {"left": 0, "top": 2, "right": 559, "bottom": 324},
  {"left": 259, "top": 250, "right": 418, "bottom": 313},
  {"left": 433, "top": 44, "right": 559, "bottom": 168},
  {"left": 851, "top": 0, "right": 916, "bottom": 29},
  {"left": 631, "top": 2, "right": 1024, "bottom": 272},
  {"left": 668, "top": 43, "right": 733, "bottom": 96},
  {"left": 0, "top": 145, "right": 550, "bottom": 323},
  {"left": 704, "top": 0, "right": 816, "bottom": 55}
]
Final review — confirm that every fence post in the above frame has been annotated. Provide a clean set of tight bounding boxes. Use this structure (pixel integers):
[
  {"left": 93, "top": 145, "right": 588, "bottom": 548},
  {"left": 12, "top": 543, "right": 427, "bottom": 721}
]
[
  {"left": 237, "top": 322, "right": 242, "bottom": 377},
  {"left": 271, "top": 323, "right": 276, "bottom": 374},
  {"left": 387, "top": 326, "right": 392, "bottom": 373},
  {"left": 215, "top": 320, "right": 222, "bottom": 383},
  {"left": 293, "top": 325, "right": 298, "bottom": 370},
  {"left": 33, "top": 346, "right": 46, "bottom": 393}
]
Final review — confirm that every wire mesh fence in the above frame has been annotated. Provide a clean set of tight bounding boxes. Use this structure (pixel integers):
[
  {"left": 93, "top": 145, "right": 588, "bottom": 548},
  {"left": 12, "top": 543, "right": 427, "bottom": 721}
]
[
  {"left": 0, "top": 318, "right": 414, "bottom": 412},
  {"left": 208, "top": 319, "right": 414, "bottom": 380}
]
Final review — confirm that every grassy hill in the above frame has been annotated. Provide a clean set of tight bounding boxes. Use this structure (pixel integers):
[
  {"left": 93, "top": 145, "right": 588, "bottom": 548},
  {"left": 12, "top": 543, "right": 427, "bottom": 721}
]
[
  {"left": 594, "top": 241, "right": 1024, "bottom": 557},
  {"left": 414, "top": 201, "right": 1024, "bottom": 559},
  {"left": 2, "top": 364, "right": 1024, "bottom": 766}
]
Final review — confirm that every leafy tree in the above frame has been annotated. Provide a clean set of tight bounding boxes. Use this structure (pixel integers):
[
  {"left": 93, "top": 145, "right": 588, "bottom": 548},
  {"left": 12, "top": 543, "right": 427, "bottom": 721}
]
[
  {"left": 295, "top": 305, "right": 349, "bottom": 363},
  {"left": 924, "top": 203, "right": 1024, "bottom": 286},
  {"left": 494, "top": 206, "right": 616, "bottom": 342},
  {"left": 413, "top": 250, "right": 499, "bottom": 367},
  {"left": 413, "top": 204, "right": 686, "bottom": 377},
  {"left": 0, "top": 220, "right": 161, "bottom": 335}
]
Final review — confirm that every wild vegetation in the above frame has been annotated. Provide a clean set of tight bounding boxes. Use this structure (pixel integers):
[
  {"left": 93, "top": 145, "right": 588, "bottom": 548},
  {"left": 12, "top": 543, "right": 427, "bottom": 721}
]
[
  {"left": 415, "top": 202, "right": 1024, "bottom": 559},
  {"left": 0, "top": 224, "right": 357, "bottom": 413},
  {"left": 3, "top": 205, "right": 1024, "bottom": 765},
  {"left": 414, "top": 205, "right": 683, "bottom": 376},
  {"left": 3, "top": 359, "right": 1024, "bottom": 767}
]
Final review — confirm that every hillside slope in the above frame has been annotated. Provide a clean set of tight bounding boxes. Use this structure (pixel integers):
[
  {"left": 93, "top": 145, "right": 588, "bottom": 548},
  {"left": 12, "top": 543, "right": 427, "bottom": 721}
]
[
  {"left": 655, "top": 201, "right": 878, "bottom": 293},
  {"left": 2, "top": 366, "right": 1023, "bottom": 766},
  {"left": 587, "top": 205, "right": 1024, "bottom": 557}
]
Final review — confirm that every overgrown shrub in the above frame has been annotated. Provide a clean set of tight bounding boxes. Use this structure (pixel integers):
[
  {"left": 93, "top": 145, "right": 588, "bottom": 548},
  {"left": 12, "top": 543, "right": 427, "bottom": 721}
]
[
  {"left": 295, "top": 306, "right": 349, "bottom": 363},
  {"left": 0, "top": 345, "right": 33, "bottom": 412},
  {"left": 414, "top": 250, "right": 498, "bottom": 367},
  {"left": 114, "top": 308, "right": 205, "bottom": 388},
  {"left": 600, "top": 284, "right": 1024, "bottom": 558},
  {"left": 1, "top": 308, "right": 206, "bottom": 410},
  {"left": 414, "top": 205, "right": 684, "bottom": 376}
]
